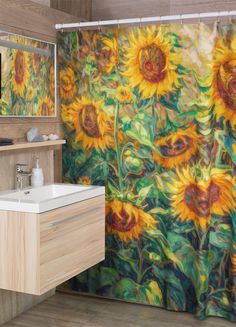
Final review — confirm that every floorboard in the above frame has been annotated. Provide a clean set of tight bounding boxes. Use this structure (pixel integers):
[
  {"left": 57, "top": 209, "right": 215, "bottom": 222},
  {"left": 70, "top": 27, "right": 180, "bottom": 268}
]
[{"left": 3, "top": 292, "right": 234, "bottom": 327}]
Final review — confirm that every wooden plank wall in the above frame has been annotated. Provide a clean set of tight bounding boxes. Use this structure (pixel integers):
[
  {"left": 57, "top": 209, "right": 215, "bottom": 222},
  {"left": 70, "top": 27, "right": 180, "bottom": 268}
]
[
  {"left": 0, "top": 0, "right": 80, "bottom": 184},
  {"left": 0, "top": 0, "right": 83, "bottom": 324},
  {"left": 92, "top": 0, "right": 236, "bottom": 20},
  {"left": 51, "top": 0, "right": 92, "bottom": 20}
]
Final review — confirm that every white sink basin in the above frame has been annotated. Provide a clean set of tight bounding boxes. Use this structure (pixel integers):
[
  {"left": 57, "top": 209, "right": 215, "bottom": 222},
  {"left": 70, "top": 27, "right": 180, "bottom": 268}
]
[{"left": 0, "top": 183, "right": 105, "bottom": 213}]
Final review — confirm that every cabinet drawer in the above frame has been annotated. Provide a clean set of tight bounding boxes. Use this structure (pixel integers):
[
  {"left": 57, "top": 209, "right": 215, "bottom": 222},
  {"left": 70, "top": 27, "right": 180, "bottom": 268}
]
[
  {"left": 0, "top": 195, "right": 105, "bottom": 295},
  {"left": 40, "top": 196, "right": 105, "bottom": 294}
]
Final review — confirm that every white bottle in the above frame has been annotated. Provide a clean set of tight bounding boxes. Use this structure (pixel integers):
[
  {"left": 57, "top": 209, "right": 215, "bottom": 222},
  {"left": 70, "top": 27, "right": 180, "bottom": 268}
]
[{"left": 31, "top": 158, "right": 44, "bottom": 187}]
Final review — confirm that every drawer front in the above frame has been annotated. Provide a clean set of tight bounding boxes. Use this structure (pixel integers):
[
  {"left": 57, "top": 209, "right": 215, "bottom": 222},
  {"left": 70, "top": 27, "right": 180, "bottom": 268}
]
[{"left": 40, "top": 195, "right": 105, "bottom": 294}]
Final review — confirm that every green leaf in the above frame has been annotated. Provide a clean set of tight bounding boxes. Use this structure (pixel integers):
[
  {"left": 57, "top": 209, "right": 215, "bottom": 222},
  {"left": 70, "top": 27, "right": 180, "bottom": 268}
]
[
  {"left": 120, "top": 116, "right": 132, "bottom": 131},
  {"left": 179, "top": 110, "right": 196, "bottom": 119},
  {"left": 100, "top": 267, "right": 120, "bottom": 287},
  {"left": 152, "top": 266, "right": 186, "bottom": 310},
  {"left": 105, "top": 98, "right": 115, "bottom": 106},
  {"left": 165, "top": 33, "right": 182, "bottom": 48},
  {"left": 210, "top": 223, "right": 232, "bottom": 250},
  {"left": 113, "top": 278, "right": 138, "bottom": 301},
  {"left": 148, "top": 207, "right": 171, "bottom": 215},
  {"left": 138, "top": 185, "right": 153, "bottom": 198}
]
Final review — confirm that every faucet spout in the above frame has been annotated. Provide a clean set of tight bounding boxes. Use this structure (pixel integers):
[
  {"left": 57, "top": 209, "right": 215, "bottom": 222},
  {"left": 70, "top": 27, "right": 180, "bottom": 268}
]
[{"left": 15, "top": 164, "right": 32, "bottom": 190}]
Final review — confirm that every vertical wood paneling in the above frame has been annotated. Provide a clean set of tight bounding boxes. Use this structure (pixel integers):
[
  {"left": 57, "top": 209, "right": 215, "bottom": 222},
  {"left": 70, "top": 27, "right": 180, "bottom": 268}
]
[
  {"left": 92, "top": 0, "right": 236, "bottom": 20},
  {"left": 51, "top": 0, "right": 92, "bottom": 20},
  {"left": 92, "top": 0, "right": 170, "bottom": 20},
  {"left": 0, "top": 0, "right": 78, "bottom": 42},
  {"left": 170, "top": 0, "right": 236, "bottom": 14},
  {"left": 31, "top": 0, "right": 50, "bottom": 6},
  {"left": 0, "top": 148, "right": 54, "bottom": 192}
]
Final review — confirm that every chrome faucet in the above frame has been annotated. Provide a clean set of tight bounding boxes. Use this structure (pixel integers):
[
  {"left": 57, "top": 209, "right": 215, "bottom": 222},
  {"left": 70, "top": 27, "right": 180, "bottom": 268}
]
[{"left": 16, "top": 164, "right": 32, "bottom": 191}]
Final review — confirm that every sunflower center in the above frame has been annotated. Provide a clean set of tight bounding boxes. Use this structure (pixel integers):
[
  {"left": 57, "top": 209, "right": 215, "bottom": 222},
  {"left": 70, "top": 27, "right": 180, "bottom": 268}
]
[
  {"left": 184, "top": 182, "right": 220, "bottom": 218},
  {"left": 217, "top": 60, "right": 236, "bottom": 109},
  {"left": 159, "top": 136, "right": 191, "bottom": 157},
  {"left": 139, "top": 43, "right": 166, "bottom": 83},
  {"left": 107, "top": 208, "right": 136, "bottom": 232},
  {"left": 78, "top": 105, "right": 101, "bottom": 138},
  {"left": 14, "top": 51, "right": 25, "bottom": 84}
]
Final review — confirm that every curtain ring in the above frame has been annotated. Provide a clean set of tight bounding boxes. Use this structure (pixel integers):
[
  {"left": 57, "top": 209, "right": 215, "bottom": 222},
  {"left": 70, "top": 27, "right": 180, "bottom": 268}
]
[
  {"left": 228, "top": 11, "right": 232, "bottom": 24},
  {"left": 139, "top": 17, "right": 142, "bottom": 28},
  {"left": 198, "top": 13, "right": 201, "bottom": 24},
  {"left": 98, "top": 20, "right": 101, "bottom": 31}
]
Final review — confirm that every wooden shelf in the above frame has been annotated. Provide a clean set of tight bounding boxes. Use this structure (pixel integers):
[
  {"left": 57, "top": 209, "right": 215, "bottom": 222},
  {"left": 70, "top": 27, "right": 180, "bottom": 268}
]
[{"left": 0, "top": 140, "right": 66, "bottom": 152}]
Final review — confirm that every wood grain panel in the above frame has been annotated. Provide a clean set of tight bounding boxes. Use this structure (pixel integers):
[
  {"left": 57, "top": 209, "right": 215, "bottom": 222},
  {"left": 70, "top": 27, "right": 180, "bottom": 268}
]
[
  {"left": 0, "top": 148, "right": 54, "bottom": 191},
  {"left": 0, "top": 289, "right": 54, "bottom": 327},
  {"left": 0, "top": 196, "right": 105, "bottom": 296},
  {"left": 0, "top": 121, "right": 60, "bottom": 142},
  {"left": 4, "top": 293, "right": 233, "bottom": 327},
  {"left": 40, "top": 195, "right": 105, "bottom": 294},
  {"left": 92, "top": 0, "right": 170, "bottom": 20},
  {"left": 51, "top": 0, "right": 92, "bottom": 20},
  {"left": 170, "top": 0, "right": 236, "bottom": 14},
  {"left": 0, "top": 211, "right": 40, "bottom": 294},
  {"left": 32, "top": 0, "right": 50, "bottom": 6},
  {"left": 0, "top": 0, "right": 79, "bottom": 42},
  {"left": 92, "top": 0, "right": 236, "bottom": 20}
]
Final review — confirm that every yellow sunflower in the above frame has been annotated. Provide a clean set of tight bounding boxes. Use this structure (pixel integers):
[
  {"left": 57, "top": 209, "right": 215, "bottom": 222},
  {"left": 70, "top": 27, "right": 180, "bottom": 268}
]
[
  {"left": 231, "top": 244, "right": 236, "bottom": 276},
  {"left": 60, "top": 67, "right": 76, "bottom": 100},
  {"left": 78, "top": 176, "right": 91, "bottom": 185},
  {"left": 207, "top": 39, "right": 236, "bottom": 127},
  {"left": 123, "top": 26, "right": 180, "bottom": 99},
  {"left": 116, "top": 85, "right": 133, "bottom": 103},
  {"left": 168, "top": 167, "right": 235, "bottom": 232},
  {"left": 11, "top": 50, "right": 30, "bottom": 97},
  {"left": 145, "top": 281, "right": 163, "bottom": 305},
  {"left": 97, "top": 36, "right": 118, "bottom": 74},
  {"left": 106, "top": 199, "right": 156, "bottom": 243},
  {"left": 38, "top": 96, "right": 55, "bottom": 116},
  {"left": 61, "top": 96, "right": 114, "bottom": 152},
  {"left": 152, "top": 125, "right": 201, "bottom": 169}
]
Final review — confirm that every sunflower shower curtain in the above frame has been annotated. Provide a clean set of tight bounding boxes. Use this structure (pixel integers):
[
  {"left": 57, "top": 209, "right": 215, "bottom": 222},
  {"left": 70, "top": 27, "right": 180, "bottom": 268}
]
[{"left": 58, "top": 22, "right": 236, "bottom": 321}]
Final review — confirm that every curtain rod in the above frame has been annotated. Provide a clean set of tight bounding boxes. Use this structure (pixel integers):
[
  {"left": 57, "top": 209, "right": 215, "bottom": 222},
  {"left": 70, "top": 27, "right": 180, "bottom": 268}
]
[{"left": 55, "top": 10, "right": 236, "bottom": 30}]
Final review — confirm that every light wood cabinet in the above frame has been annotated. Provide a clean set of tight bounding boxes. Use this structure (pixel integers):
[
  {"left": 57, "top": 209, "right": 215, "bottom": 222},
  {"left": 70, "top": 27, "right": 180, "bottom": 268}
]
[{"left": 0, "top": 195, "right": 105, "bottom": 295}]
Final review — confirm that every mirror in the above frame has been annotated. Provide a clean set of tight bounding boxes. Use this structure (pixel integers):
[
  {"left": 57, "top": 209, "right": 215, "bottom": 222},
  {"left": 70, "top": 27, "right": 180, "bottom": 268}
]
[{"left": 0, "top": 31, "right": 56, "bottom": 117}]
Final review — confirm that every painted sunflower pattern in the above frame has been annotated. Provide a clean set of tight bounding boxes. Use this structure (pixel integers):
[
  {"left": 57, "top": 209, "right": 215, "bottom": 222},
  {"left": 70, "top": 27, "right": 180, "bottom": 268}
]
[
  {"left": 0, "top": 35, "right": 55, "bottom": 116},
  {"left": 58, "top": 23, "right": 236, "bottom": 322}
]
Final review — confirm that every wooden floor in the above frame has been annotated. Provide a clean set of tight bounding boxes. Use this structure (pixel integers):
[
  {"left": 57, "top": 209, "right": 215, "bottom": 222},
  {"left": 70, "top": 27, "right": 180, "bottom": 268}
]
[{"left": 3, "top": 292, "right": 234, "bottom": 327}]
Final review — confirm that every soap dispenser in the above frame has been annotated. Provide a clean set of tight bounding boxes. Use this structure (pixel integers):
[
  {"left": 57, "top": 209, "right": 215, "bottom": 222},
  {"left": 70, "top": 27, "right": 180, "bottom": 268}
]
[{"left": 31, "top": 157, "right": 44, "bottom": 187}]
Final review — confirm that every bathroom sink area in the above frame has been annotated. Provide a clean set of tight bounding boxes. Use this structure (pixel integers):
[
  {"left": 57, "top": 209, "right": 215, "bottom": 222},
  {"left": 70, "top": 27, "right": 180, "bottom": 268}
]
[
  {"left": 0, "top": 183, "right": 105, "bottom": 213},
  {"left": 0, "top": 183, "right": 105, "bottom": 295}
]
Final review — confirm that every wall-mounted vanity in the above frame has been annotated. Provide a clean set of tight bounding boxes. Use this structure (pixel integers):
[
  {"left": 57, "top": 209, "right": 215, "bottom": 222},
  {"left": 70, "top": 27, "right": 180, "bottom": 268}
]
[{"left": 0, "top": 183, "right": 105, "bottom": 295}]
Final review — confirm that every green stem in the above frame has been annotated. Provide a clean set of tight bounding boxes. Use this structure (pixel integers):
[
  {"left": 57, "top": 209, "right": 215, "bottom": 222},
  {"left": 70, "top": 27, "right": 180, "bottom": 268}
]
[
  {"left": 140, "top": 266, "right": 153, "bottom": 283},
  {"left": 114, "top": 102, "right": 124, "bottom": 191}
]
